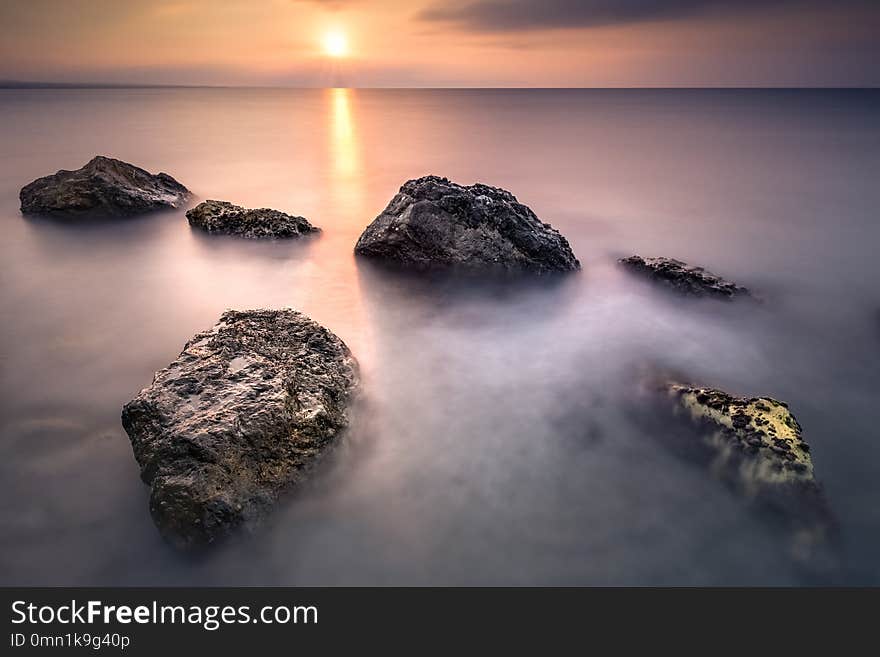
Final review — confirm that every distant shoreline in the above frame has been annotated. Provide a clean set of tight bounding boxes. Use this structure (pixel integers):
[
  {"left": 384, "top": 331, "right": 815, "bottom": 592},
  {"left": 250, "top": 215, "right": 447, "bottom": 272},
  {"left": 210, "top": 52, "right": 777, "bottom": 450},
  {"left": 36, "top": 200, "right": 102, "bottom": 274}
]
[{"left": 0, "top": 81, "right": 215, "bottom": 89}]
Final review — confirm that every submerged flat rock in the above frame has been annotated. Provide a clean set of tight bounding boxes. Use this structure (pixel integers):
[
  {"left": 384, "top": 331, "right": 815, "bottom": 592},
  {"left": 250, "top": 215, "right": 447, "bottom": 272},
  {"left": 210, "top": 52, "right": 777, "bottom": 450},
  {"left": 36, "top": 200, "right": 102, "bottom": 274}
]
[
  {"left": 20, "top": 156, "right": 190, "bottom": 217},
  {"left": 354, "top": 176, "right": 580, "bottom": 273},
  {"left": 186, "top": 200, "right": 318, "bottom": 239},
  {"left": 121, "top": 309, "right": 358, "bottom": 549},
  {"left": 620, "top": 255, "right": 751, "bottom": 299},
  {"left": 662, "top": 381, "right": 836, "bottom": 562}
]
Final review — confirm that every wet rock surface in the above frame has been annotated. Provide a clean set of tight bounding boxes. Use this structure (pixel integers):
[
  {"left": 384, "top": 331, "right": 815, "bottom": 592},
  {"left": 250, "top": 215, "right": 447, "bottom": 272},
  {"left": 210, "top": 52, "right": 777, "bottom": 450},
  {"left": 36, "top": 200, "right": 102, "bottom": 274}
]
[
  {"left": 20, "top": 156, "right": 190, "bottom": 217},
  {"left": 661, "top": 381, "right": 837, "bottom": 564},
  {"left": 186, "top": 200, "right": 318, "bottom": 239},
  {"left": 354, "top": 176, "right": 580, "bottom": 273},
  {"left": 620, "top": 255, "right": 751, "bottom": 299},
  {"left": 121, "top": 309, "right": 358, "bottom": 549}
]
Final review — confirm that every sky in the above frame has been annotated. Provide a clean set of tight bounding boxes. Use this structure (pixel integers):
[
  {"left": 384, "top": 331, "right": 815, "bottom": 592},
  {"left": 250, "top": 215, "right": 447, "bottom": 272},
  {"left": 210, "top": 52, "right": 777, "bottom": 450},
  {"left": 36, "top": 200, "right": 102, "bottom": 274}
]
[{"left": 0, "top": 0, "right": 878, "bottom": 87}]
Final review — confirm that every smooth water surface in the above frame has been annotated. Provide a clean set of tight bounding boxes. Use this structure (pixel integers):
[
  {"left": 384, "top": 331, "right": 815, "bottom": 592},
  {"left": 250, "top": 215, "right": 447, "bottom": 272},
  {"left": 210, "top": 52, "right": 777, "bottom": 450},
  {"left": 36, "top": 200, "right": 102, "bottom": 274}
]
[{"left": 1, "top": 88, "right": 878, "bottom": 585}]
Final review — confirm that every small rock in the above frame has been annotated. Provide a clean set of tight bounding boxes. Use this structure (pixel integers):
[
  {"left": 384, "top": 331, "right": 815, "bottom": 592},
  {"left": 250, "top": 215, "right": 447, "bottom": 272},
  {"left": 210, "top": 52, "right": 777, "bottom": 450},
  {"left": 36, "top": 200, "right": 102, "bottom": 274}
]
[
  {"left": 620, "top": 255, "right": 751, "bottom": 299},
  {"left": 20, "top": 156, "right": 190, "bottom": 217},
  {"left": 186, "top": 200, "right": 319, "bottom": 239}
]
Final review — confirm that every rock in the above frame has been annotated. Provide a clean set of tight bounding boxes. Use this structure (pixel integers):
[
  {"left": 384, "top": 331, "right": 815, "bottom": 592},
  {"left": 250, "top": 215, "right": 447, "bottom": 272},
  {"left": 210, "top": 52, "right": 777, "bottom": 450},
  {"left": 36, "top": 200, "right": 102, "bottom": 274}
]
[
  {"left": 662, "top": 381, "right": 836, "bottom": 563},
  {"left": 186, "top": 200, "right": 318, "bottom": 239},
  {"left": 121, "top": 309, "right": 358, "bottom": 549},
  {"left": 620, "top": 255, "right": 751, "bottom": 299},
  {"left": 20, "top": 156, "right": 190, "bottom": 217},
  {"left": 354, "top": 176, "right": 580, "bottom": 273}
]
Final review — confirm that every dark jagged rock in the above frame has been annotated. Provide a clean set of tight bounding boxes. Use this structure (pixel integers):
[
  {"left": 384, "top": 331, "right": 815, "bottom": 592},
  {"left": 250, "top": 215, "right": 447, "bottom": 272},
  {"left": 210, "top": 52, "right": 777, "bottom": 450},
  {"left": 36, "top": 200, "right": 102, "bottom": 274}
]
[
  {"left": 121, "top": 309, "right": 358, "bottom": 549},
  {"left": 620, "top": 255, "right": 751, "bottom": 299},
  {"left": 659, "top": 380, "right": 837, "bottom": 564},
  {"left": 186, "top": 200, "right": 318, "bottom": 239},
  {"left": 19, "top": 156, "right": 190, "bottom": 217},
  {"left": 354, "top": 176, "right": 580, "bottom": 274}
]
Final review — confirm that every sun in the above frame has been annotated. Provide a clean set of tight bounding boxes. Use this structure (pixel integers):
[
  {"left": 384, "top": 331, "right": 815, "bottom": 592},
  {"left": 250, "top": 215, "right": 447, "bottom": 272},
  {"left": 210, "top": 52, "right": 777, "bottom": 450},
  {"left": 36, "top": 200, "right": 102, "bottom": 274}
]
[{"left": 322, "top": 30, "right": 348, "bottom": 58}]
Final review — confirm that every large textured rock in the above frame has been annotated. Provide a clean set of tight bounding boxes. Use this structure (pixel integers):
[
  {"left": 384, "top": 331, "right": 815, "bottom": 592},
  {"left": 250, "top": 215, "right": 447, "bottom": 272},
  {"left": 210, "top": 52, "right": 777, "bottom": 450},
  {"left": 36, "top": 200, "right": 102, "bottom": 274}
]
[
  {"left": 662, "top": 381, "right": 836, "bottom": 563},
  {"left": 20, "top": 156, "right": 190, "bottom": 217},
  {"left": 121, "top": 309, "right": 358, "bottom": 549},
  {"left": 354, "top": 176, "right": 580, "bottom": 273},
  {"left": 620, "top": 255, "right": 751, "bottom": 299},
  {"left": 186, "top": 200, "right": 318, "bottom": 239}
]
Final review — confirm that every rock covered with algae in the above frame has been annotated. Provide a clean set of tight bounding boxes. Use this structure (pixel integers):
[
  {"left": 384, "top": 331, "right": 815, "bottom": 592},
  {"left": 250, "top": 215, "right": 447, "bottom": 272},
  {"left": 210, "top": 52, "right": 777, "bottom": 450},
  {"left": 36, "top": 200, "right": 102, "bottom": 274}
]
[{"left": 662, "top": 382, "right": 837, "bottom": 564}]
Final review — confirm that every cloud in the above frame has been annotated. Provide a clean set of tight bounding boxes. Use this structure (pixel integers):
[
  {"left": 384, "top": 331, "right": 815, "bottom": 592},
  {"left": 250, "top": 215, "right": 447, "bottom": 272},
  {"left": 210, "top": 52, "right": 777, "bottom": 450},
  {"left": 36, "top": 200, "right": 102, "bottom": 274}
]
[{"left": 419, "top": 0, "right": 873, "bottom": 32}]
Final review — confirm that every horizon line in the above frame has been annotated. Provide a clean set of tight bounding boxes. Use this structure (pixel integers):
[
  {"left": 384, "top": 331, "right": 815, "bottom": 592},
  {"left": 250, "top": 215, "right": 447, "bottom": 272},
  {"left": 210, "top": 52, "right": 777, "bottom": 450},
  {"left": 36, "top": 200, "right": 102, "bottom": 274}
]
[{"left": 1, "top": 80, "right": 878, "bottom": 91}]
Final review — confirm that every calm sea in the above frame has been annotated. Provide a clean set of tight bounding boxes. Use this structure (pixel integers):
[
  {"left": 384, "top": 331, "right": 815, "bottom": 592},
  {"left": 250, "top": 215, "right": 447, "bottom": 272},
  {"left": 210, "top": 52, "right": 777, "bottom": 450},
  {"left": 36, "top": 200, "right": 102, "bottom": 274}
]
[{"left": 1, "top": 88, "right": 878, "bottom": 585}]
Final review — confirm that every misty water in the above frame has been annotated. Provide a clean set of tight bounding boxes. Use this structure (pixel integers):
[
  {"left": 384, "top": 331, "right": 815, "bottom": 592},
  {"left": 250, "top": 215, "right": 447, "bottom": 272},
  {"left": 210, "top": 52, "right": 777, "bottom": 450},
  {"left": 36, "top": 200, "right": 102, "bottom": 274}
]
[{"left": 1, "top": 88, "right": 878, "bottom": 585}]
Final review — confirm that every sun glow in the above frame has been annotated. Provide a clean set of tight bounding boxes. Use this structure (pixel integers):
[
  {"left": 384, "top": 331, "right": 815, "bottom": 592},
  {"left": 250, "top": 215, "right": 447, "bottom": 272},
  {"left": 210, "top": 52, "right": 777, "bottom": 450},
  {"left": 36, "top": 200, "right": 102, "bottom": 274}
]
[{"left": 322, "top": 30, "right": 348, "bottom": 58}]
